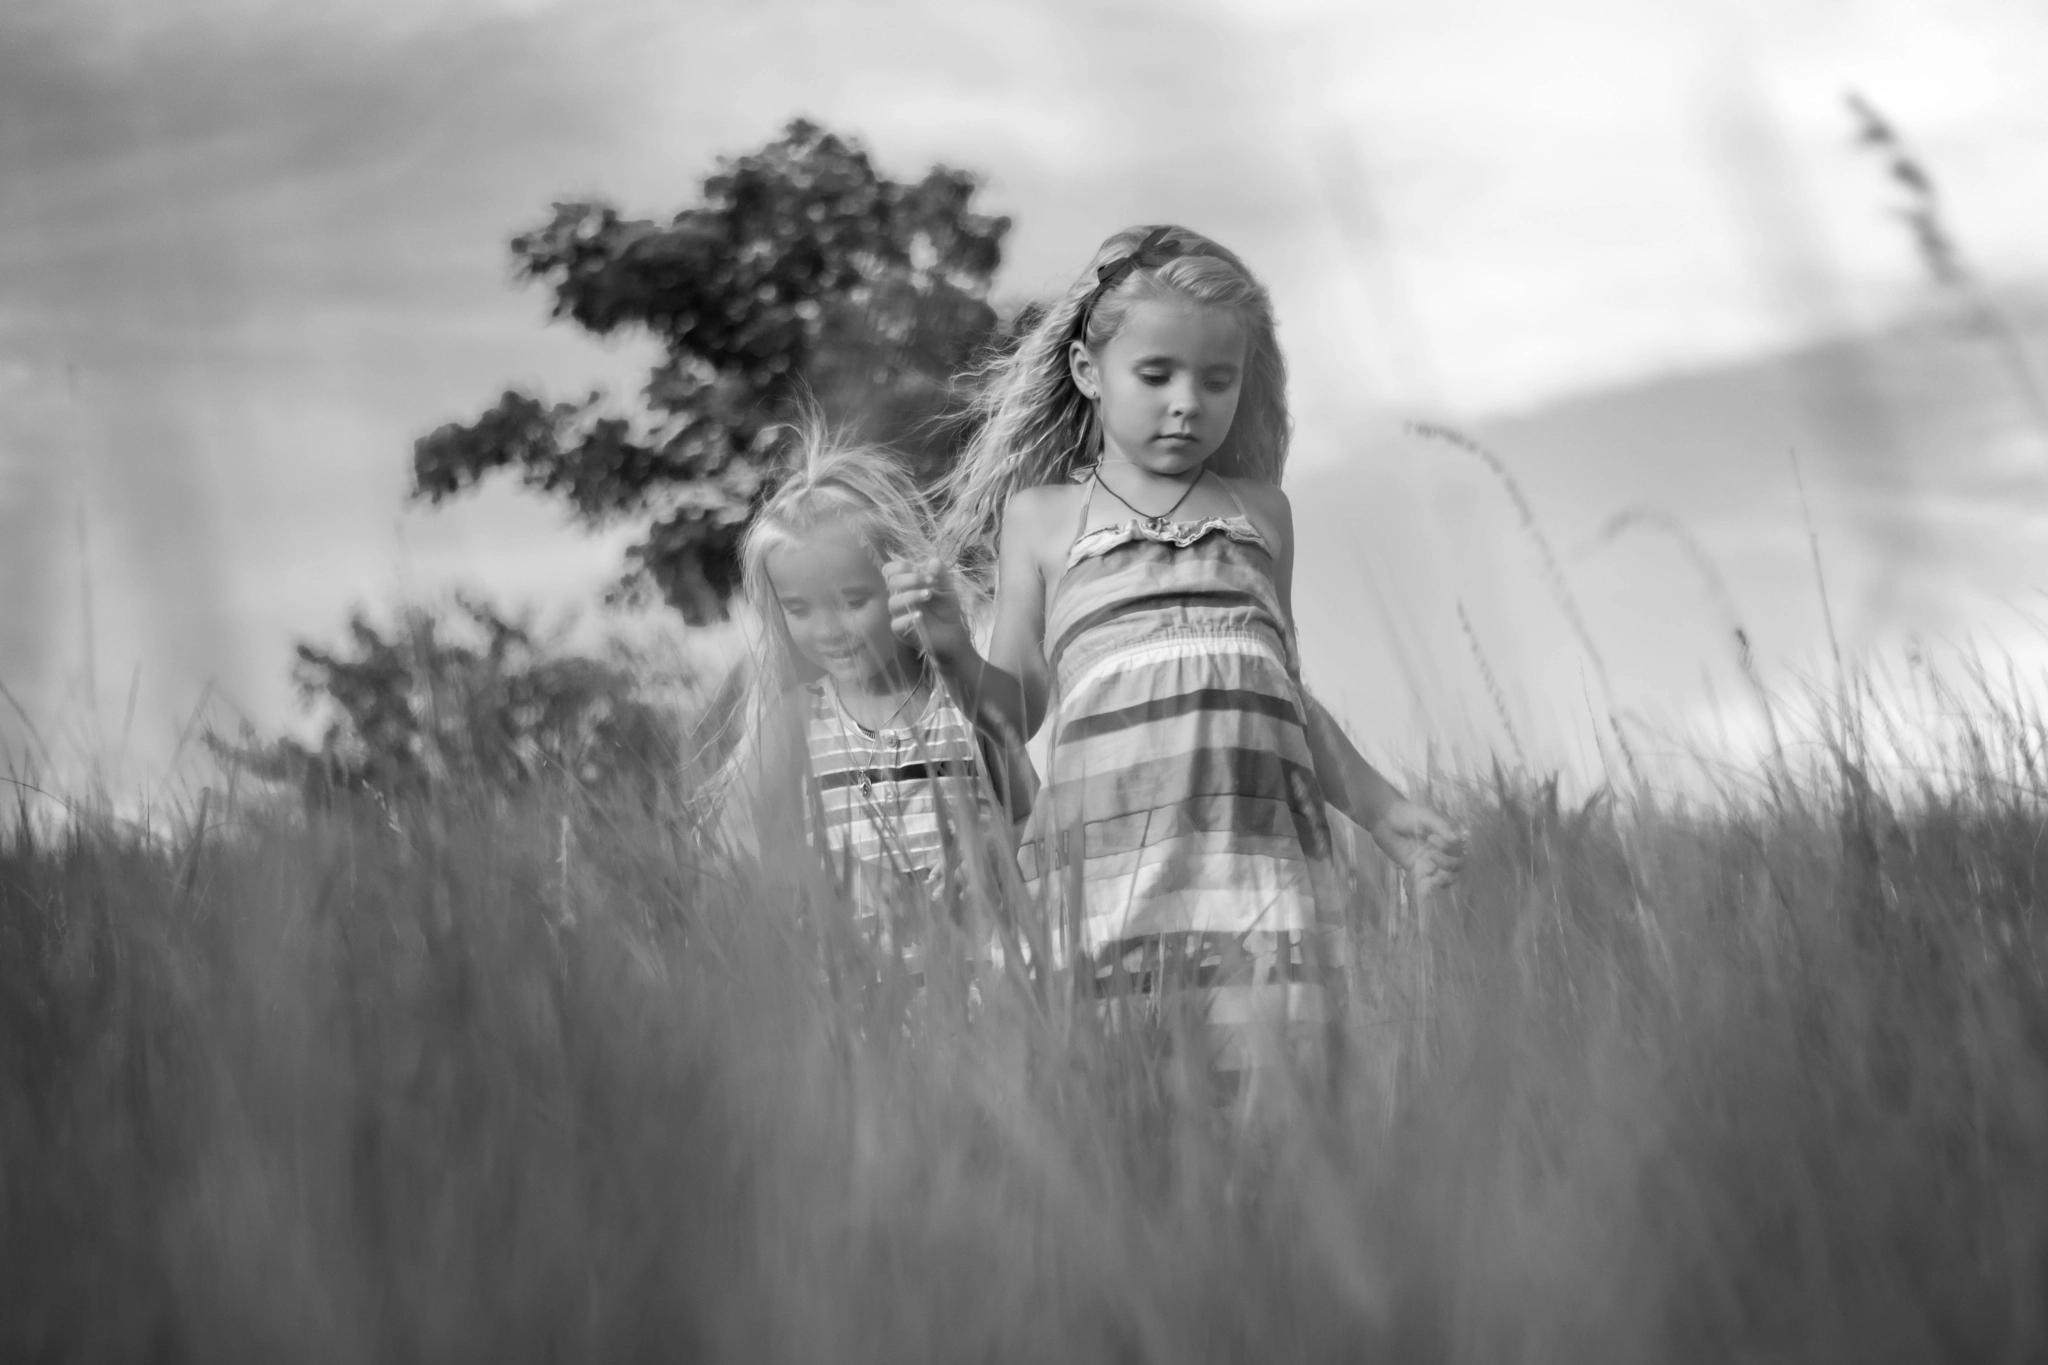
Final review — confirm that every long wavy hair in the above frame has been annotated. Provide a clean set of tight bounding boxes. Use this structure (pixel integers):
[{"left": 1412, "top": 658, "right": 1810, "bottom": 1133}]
[
  {"left": 938, "top": 223, "right": 1291, "bottom": 581},
  {"left": 696, "top": 423, "right": 967, "bottom": 820}
]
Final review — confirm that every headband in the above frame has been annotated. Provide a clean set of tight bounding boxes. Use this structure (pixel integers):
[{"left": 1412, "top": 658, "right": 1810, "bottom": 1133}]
[{"left": 1080, "top": 226, "right": 1177, "bottom": 330}]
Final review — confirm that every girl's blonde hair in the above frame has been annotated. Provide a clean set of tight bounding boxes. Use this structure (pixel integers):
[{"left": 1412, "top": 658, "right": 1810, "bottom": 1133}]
[
  {"left": 694, "top": 424, "right": 970, "bottom": 819},
  {"left": 938, "top": 223, "right": 1291, "bottom": 577},
  {"left": 737, "top": 425, "right": 956, "bottom": 694}
]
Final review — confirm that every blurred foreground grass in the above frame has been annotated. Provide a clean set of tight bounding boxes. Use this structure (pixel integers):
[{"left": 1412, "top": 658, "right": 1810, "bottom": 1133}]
[{"left": 3, "top": 702, "right": 2046, "bottom": 1364}]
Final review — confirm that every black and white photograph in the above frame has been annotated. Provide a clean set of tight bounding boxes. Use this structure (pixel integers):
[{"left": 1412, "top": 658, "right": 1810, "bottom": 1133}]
[{"left": 4, "top": 0, "right": 2046, "bottom": 1358}]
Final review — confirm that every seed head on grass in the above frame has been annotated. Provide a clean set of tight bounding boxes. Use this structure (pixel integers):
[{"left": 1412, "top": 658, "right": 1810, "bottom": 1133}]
[
  {"left": 1845, "top": 91, "right": 1962, "bottom": 287},
  {"left": 1846, "top": 88, "right": 2048, "bottom": 446}
]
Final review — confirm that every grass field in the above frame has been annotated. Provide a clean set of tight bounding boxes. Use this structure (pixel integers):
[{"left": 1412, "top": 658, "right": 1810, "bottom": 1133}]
[{"left": 4, "top": 688, "right": 2046, "bottom": 1363}]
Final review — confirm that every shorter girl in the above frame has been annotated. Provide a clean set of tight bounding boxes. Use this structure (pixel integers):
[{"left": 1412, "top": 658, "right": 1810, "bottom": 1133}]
[{"left": 726, "top": 429, "right": 1029, "bottom": 966}]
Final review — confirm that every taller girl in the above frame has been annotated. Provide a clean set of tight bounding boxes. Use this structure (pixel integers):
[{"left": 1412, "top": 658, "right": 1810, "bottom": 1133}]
[{"left": 892, "top": 225, "right": 1461, "bottom": 1066}]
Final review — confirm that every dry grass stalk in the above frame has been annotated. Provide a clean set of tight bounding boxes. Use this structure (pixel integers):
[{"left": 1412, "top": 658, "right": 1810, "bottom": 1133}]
[
  {"left": 1457, "top": 600, "right": 1529, "bottom": 773},
  {"left": 1410, "top": 420, "right": 1645, "bottom": 793}
]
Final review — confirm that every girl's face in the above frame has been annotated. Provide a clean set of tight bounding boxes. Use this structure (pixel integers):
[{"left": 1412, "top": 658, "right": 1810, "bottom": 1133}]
[
  {"left": 1071, "top": 297, "right": 1248, "bottom": 477},
  {"left": 765, "top": 525, "right": 914, "bottom": 690}
]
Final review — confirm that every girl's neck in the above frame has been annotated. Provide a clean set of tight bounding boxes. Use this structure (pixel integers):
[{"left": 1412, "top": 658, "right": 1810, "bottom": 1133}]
[
  {"left": 1094, "top": 456, "right": 1213, "bottom": 524},
  {"left": 841, "top": 653, "right": 921, "bottom": 696},
  {"left": 1098, "top": 454, "right": 1207, "bottom": 494},
  {"left": 832, "top": 653, "right": 929, "bottom": 727}
]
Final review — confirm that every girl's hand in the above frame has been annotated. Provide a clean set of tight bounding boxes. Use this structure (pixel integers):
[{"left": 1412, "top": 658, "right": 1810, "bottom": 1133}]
[
  {"left": 885, "top": 557, "right": 973, "bottom": 665},
  {"left": 1368, "top": 799, "right": 1466, "bottom": 896}
]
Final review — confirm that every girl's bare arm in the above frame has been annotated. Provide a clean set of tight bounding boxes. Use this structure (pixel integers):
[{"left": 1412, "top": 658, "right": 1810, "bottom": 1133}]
[
  {"left": 1244, "top": 478, "right": 1465, "bottom": 884},
  {"left": 1240, "top": 479, "right": 1414, "bottom": 829},
  {"left": 889, "top": 489, "right": 1060, "bottom": 744}
]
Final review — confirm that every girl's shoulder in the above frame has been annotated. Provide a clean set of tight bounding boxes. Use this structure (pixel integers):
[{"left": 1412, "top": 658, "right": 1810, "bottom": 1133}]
[
  {"left": 1005, "top": 478, "right": 1088, "bottom": 520},
  {"left": 1211, "top": 473, "right": 1295, "bottom": 557},
  {"left": 1000, "top": 479, "right": 1089, "bottom": 546},
  {"left": 1213, "top": 471, "right": 1291, "bottom": 520}
]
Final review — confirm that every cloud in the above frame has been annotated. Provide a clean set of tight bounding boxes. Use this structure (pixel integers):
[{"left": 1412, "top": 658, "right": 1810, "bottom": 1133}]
[
  {"left": 0, "top": 1, "right": 665, "bottom": 764},
  {"left": 2, "top": 0, "right": 2043, "bottom": 786},
  {"left": 1290, "top": 305, "right": 2048, "bottom": 774},
  {"left": 0, "top": 5, "right": 642, "bottom": 347}
]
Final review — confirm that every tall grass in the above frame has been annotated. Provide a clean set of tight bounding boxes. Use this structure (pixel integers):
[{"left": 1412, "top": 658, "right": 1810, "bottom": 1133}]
[{"left": 3, "top": 677, "right": 2046, "bottom": 1363}]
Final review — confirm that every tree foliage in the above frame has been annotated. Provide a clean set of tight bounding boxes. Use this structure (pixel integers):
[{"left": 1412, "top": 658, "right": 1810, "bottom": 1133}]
[
  {"left": 412, "top": 119, "right": 1011, "bottom": 622},
  {"left": 213, "top": 598, "right": 681, "bottom": 810}
]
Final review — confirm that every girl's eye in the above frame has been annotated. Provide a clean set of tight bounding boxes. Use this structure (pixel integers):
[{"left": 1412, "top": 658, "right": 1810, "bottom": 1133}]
[
  {"left": 781, "top": 603, "right": 809, "bottom": 619},
  {"left": 1139, "top": 371, "right": 1171, "bottom": 387}
]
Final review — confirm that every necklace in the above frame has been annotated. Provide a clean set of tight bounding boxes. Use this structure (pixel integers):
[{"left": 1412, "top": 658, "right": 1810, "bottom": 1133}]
[
  {"left": 827, "top": 670, "right": 930, "bottom": 883},
  {"left": 832, "top": 665, "right": 929, "bottom": 801},
  {"left": 840, "top": 674, "right": 925, "bottom": 737},
  {"left": 1096, "top": 465, "right": 1205, "bottom": 528}
]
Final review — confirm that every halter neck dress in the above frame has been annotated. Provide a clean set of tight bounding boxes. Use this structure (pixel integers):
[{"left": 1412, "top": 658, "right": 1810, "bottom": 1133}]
[{"left": 1018, "top": 471, "right": 1339, "bottom": 1074}]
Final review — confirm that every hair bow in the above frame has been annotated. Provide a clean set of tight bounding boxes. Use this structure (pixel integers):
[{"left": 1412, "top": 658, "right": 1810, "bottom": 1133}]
[
  {"left": 1097, "top": 226, "right": 1175, "bottom": 290},
  {"left": 1081, "top": 226, "right": 1177, "bottom": 327}
]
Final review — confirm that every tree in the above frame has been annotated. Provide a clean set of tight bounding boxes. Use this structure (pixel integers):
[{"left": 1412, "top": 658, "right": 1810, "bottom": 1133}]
[
  {"left": 411, "top": 119, "right": 1011, "bottom": 623},
  {"left": 212, "top": 597, "right": 684, "bottom": 811}
]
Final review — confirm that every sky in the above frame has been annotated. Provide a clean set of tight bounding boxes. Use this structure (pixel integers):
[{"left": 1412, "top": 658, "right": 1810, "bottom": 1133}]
[{"left": 2, "top": 0, "right": 2045, "bottom": 795}]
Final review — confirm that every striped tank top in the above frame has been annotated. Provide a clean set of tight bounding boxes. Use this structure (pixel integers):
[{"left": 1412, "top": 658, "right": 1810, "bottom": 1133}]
[{"left": 804, "top": 679, "right": 996, "bottom": 927}]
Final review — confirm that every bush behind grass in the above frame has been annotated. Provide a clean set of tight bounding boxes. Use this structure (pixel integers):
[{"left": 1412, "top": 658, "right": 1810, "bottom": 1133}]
[{"left": 3, "top": 735, "right": 2046, "bottom": 1363}]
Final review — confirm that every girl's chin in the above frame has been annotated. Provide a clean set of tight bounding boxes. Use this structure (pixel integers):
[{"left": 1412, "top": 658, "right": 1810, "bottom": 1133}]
[
  {"left": 1124, "top": 444, "right": 1209, "bottom": 472},
  {"left": 819, "top": 659, "right": 897, "bottom": 688},
  {"left": 810, "top": 646, "right": 918, "bottom": 686}
]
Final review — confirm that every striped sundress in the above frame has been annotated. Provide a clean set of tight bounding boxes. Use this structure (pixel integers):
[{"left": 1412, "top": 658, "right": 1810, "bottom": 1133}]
[
  {"left": 1017, "top": 474, "right": 1340, "bottom": 1079},
  {"left": 804, "top": 679, "right": 1004, "bottom": 958}
]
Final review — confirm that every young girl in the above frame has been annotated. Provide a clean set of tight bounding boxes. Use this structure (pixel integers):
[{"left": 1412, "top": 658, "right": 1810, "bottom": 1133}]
[
  {"left": 890, "top": 224, "right": 1463, "bottom": 1080},
  {"left": 727, "top": 430, "right": 1029, "bottom": 970}
]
